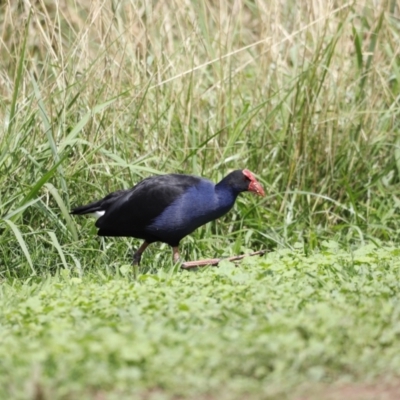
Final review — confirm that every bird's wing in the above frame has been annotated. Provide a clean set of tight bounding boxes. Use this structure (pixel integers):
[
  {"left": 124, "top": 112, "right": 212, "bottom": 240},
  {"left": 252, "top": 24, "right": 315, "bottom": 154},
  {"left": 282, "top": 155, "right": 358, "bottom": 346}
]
[{"left": 95, "top": 174, "right": 202, "bottom": 235}]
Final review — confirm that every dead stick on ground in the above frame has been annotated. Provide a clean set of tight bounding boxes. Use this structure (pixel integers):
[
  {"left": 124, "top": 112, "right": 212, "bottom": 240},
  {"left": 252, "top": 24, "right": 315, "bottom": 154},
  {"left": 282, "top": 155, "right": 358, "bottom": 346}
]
[{"left": 181, "top": 250, "right": 267, "bottom": 270}]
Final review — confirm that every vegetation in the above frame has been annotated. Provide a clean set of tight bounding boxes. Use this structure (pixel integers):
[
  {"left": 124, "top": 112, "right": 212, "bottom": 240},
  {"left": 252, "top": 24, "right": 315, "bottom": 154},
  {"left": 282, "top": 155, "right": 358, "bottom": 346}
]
[
  {"left": 0, "top": 0, "right": 400, "bottom": 398},
  {"left": 2, "top": 244, "right": 400, "bottom": 399}
]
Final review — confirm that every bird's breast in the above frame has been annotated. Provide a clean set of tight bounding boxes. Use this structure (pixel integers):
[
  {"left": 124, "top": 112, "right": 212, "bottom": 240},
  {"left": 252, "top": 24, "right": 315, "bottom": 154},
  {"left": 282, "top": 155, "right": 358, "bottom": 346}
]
[{"left": 146, "top": 184, "right": 235, "bottom": 239}]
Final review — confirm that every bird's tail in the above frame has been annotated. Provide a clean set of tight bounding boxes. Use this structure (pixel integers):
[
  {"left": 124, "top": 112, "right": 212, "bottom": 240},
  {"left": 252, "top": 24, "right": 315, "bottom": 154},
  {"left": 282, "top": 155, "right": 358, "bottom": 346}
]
[
  {"left": 70, "top": 200, "right": 103, "bottom": 215},
  {"left": 71, "top": 189, "right": 127, "bottom": 217}
]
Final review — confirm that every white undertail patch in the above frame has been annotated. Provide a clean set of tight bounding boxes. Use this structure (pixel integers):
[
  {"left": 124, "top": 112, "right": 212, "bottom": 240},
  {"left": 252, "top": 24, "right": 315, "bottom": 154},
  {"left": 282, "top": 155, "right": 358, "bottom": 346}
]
[{"left": 88, "top": 211, "right": 105, "bottom": 219}]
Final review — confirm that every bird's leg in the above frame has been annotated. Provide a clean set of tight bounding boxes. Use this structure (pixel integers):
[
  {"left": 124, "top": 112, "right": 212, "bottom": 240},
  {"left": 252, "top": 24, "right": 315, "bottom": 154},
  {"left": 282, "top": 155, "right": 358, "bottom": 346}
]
[
  {"left": 172, "top": 246, "right": 180, "bottom": 263},
  {"left": 132, "top": 241, "right": 149, "bottom": 266}
]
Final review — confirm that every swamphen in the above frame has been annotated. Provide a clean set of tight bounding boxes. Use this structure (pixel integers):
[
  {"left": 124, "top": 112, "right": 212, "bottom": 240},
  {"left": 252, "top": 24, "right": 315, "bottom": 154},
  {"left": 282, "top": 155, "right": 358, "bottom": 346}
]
[{"left": 71, "top": 169, "right": 265, "bottom": 265}]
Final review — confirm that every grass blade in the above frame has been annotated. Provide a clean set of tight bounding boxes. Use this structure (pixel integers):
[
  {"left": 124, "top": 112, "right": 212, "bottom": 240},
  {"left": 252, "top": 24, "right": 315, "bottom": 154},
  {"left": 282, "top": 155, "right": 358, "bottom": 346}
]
[
  {"left": 2, "top": 199, "right": 40, "bottom": 221},
  {"left": 3, "top": 220, "right": 35, "bottom": 275},
  {"left": 48, "top": 231, "right": 69, "bottom": 270},
  {"left": 17, "top": 155, "right": 68, "bottom": 214},
  {"left": 6, "top": 13, "right": 30, "bottom": 137},
  {"left": 58, "top": 98, "right": 118, "bottom": 152},
  {"left": 44, "top": 183, "right": 78, "bottom": 241}
]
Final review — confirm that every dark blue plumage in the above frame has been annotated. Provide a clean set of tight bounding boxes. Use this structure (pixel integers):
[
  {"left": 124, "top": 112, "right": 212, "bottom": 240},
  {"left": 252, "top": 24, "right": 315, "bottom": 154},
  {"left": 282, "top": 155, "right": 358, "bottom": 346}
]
[
  {"left": 147, "top": 178, "right": 237, "bottom": 246},
  {"left": 71, "top": 169, "right": 265, "bottom": 264}
]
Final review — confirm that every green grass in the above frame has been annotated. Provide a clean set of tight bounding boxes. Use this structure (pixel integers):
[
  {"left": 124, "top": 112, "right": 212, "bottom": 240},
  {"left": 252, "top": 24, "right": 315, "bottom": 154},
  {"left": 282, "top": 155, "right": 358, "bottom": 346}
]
[
  {"left": 1, "top": 0, "right": 400, "bottom": 398},
  {"left": 0, "top": 1, "right": 399, "bottom": 277},
  {"left": 2, "top": 244, "right": 400, "bottom": 399}
]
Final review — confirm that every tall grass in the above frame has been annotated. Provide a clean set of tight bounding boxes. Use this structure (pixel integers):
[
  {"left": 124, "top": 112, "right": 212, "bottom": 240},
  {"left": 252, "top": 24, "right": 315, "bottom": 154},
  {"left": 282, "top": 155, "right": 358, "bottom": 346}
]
[{"left": 0, "top": 0, "right": 399, "bottom": 277}]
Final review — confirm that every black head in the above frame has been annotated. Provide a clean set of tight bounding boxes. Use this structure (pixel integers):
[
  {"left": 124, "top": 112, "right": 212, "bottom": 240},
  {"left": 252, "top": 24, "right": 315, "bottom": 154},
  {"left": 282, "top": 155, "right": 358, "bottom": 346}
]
[{"left": 220, "top": 169, "right": 265, "bottom": 196}]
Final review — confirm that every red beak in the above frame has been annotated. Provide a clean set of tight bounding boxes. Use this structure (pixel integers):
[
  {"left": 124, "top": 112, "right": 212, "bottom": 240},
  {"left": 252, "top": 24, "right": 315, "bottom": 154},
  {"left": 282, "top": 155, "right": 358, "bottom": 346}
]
[
  {"left": 248, "top": 180, "right": 265, "bottom": 196},
  {"left": 243, "top": 169, "right": 265, "bottom": 197}
]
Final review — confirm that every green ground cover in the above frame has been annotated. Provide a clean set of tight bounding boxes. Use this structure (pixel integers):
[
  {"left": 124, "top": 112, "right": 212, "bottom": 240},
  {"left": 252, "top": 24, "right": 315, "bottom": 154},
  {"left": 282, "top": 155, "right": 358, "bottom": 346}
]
[
  {"left": 2, "top": 244, "right": 400, "bottom": 399},
  {"left": 1, "top": 0, "right": 400, "bottom": 398}
]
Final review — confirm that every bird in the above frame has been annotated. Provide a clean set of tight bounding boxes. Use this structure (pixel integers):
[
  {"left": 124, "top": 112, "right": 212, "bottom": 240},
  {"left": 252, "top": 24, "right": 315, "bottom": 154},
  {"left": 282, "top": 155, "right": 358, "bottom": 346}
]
[{"left": 71, "top": 169, "right": 265, "bottom": 265}]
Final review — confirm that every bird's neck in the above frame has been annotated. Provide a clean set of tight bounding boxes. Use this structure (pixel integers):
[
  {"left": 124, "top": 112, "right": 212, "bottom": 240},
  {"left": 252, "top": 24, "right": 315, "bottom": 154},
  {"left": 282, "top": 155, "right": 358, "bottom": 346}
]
[{"left": 214, "top": 181, "right": 239, "bottom": 210}]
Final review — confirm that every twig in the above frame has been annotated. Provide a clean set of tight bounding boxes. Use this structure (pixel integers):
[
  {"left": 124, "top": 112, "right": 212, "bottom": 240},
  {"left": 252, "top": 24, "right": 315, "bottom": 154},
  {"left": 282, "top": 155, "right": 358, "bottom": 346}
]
[{"left": 181, "top": 250, "right": 267, "bottom": 270}]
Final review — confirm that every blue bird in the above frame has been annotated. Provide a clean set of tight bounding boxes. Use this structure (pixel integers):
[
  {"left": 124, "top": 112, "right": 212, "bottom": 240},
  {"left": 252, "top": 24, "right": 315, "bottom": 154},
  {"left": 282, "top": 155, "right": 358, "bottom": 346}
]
[{"left": 71, "top": 169, "right": 265, "bottom": 265}]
